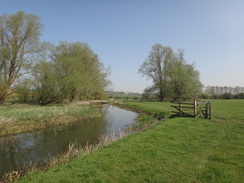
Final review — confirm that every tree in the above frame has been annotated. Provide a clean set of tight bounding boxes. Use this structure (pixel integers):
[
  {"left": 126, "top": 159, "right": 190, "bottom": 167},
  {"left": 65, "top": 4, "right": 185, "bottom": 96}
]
[
  {"left": 169, "top": 49, "right": 190, "bottom": 100},
  {"left": 222, "top": 93, "right": 234, "bottom": 99},
  {"left": 52, "top": 42, "right": 111, "bottom": 101},
  {"left": 0, "top": 11, "right": 43, "bottom": 105},
  {"left": 141, "top": 86, "right": 157, "bottom": 101},
  {"left": 138, "top": 44, "right": 174, "bottom": 101},
  {"left": 15, "top": 78, "right": 33, "bottom": 103},
  {"left": 139, "top": 43, "right": 203, "bottom": 101},
  {"left": 32, "top": 41, "right": 111, "bottom": 105},
  {"left": 204, "top": 86, "right": 244, "bottom": 99},
  {"left": 32, "top": 61, "right": 66, "bottom": 105}
]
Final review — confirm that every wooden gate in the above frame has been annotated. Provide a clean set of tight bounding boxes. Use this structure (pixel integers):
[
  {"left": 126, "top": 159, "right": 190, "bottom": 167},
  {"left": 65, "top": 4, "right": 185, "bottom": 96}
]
[{"left": 171, "top": 101, "right": 212, "bottom": 119}]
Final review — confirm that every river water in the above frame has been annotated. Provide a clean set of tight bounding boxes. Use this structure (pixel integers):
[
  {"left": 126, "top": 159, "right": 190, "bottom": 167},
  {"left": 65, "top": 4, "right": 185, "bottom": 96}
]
[{"left": 0, "top": 105, "right": 137, "bottom": 176}]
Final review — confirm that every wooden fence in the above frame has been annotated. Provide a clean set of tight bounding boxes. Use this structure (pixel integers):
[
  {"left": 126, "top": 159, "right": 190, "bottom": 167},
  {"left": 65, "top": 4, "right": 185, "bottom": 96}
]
[{"left": 171, "top": 101, "right": 212, "bottom": 119}]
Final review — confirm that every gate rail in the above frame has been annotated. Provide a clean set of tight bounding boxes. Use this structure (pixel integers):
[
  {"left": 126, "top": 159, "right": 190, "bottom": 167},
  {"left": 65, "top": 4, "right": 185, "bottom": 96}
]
[{"left": 171, "top": 101, "right": 212, "bottom": 119}]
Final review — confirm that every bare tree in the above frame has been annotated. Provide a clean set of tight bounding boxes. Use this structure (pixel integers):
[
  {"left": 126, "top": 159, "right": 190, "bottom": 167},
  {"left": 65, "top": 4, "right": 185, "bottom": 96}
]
[{"left": 0, "top": 11, "right": 43, "bottom": 105}]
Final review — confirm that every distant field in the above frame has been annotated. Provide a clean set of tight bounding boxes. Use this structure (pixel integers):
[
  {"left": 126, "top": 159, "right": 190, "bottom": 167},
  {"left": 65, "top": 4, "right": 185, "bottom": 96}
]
[
  {"left": 18, "top": 100, "right": 244, "bottom": 183},
  {"left": 212, "top": 99, "right": 244, "bottom": 122},
  {"left": 110, "top": 93, "right": 141, "bottom": 99},
  {"left": 122, "top": 100, "right": 244, "bottom": 122}
]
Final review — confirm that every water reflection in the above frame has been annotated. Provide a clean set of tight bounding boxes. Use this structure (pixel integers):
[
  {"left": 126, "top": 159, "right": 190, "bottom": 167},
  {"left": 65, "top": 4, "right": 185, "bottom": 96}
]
[{"left": 0, "top": 106, "right": 137, "bottom": 176}]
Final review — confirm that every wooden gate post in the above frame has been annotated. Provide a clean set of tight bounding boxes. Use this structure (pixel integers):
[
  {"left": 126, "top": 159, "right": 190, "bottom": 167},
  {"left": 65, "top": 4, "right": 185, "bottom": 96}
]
[
  {"left": 171, "top": 100, "right": 212, "bottom": 119},
  {"left": 194, "top": 101, "right": 197, "bottom": 118},
  {"left": 209, "top": 101, "right": 212, "bottom": 119},
  {"left": 205, "top": 102, "right": 208, "bottom": 119}
]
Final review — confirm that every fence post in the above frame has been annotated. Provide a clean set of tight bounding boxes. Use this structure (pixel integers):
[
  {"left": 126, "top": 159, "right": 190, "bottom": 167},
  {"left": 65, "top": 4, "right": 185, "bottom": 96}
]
[
  {"left": 179, "top": 101, "right": 181, "bottom": 112},
  {"left": 205, "top": 102, "right": 208, "bottom": 119},
  {"left": 194, "top": 101, "right": 197, "bottom": 118},
  {"left": 209, "top": 101, "right": 212, "bottom": 119}
]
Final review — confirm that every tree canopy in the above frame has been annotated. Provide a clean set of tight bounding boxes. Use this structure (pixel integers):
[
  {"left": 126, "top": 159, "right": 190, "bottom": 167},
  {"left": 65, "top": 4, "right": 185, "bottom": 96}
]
[
  {"left": 0, "top": 11, "right": 43, "bottom": 105},
  {"left": 139, "top": 44, "right": 203, "bottom": 101},
  {"left": 1, "top": 11, "right": 205, "bottom": 105},
  {"left": 0, "top": 11, "right": 111, "bottom": 105},
  {"left": 32, "top": 41, "right": 111, "bottom": 105}
]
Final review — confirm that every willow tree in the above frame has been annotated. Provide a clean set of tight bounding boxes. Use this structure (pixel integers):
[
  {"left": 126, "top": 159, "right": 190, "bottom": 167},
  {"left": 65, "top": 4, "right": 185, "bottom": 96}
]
[
  {"left": 139, "top": 44, "right": 202, "bottom": 101},
  {"left": 53, "top": 42, "right": 110, "bottom": 101},
  {"left": 0, "top": 11, "right": 43, "bottom": 105},
  {"left": 138, "top": 44, "right": 175, "bottom": 101},
  {"left": 33, "top": 42, "right": 111, "bottom": 105},
  {"left": 169, "top": 49, "right": 203, "bottom": 100}
]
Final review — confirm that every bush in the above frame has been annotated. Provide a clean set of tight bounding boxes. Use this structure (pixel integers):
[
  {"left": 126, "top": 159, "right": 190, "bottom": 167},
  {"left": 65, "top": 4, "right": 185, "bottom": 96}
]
[
  {"left": 234, "top": 93, "right": 244, "bottom": 99},
  {"left": 200, "top": 93, "right": 210, "bottom": 99},
  {"left": 15, "top": 82, "right": 32, "bottom": 103},
  {"left": 222, "top": 93, "right": 234, "bottom": 99}
]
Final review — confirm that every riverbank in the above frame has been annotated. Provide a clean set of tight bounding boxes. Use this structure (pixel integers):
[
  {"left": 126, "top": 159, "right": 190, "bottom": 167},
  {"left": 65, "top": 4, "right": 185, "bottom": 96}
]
[
  {"left": 0, "top": 103, "right": 102, "bottom": 137},
  {"left": 116, "top": 101, "right": 172, "bottom": 119},
  {"left": 16, "top": 100, "right": 244, "bottom": 183}
]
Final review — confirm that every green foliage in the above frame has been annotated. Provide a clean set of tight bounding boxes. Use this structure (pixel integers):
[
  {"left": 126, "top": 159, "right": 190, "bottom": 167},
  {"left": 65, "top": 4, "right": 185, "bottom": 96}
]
[
  {"left": 32, "top": 60, "right": 69, "bottom": 104},
  {"left": 32, "top": 42, "right": 110, "bottom": 105},
  {"left": 19, "top": 100, "right": 244, "bottom": 183},
  {"left": 15, "top": 80, "right": 33, "bottom": 103},
  {"left": 169, "top": 50, "right": 202, "bottom": 100},
  {"left": 139, "top": 44, "right": 203, "bottom": 101},
  {"left": 1, "top": 11, "right": 110, "bottom": 105},
  {"left": 138, "top": 44, "right": 174, "bottom": 101},
  {"left": 234, "top": 93, "right": 244, "bottom": 99},
  {"left": 204, "top": 86, "right": 244, "bottom": 99},
  {"left": 109, "top": 92, "right": 141, "bottom": 100},
  {"left": 141, "top": 86, "right": 157, "bottom": 101},
  {"left": 222, "top": 92, "right": 234, "bottom": 99},
  {"left": 200, "top": 92, "right": 211, "bottom": 99},
  {"left": 0, "top": 11, "right": 43, "bottom": 105}
]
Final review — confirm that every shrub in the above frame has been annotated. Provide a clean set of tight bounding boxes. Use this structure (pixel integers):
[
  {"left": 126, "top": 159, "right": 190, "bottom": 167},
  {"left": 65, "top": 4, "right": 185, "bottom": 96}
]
[{"left": 222, "top": 93, "right": 234, "bottom": 99}]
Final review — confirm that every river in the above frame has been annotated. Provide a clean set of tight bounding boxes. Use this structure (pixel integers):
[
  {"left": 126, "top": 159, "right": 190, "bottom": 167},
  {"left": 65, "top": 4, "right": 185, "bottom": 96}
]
[{"left": 0, "top": 105, "right": 137, "bottom": 176}]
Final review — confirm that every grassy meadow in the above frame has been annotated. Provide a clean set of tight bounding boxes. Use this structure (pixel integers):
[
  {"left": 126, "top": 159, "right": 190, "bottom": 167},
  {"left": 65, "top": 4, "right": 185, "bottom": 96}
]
[
  {"left": 119, "top": 101, "right": 172, "bottom": 118},
  {"left": 212, "top": 100, "right": 244, "bottom": 122},
  {"left": 16, "top": 99, "right": 244, "bottom": 183},
  {"left": 0, "top": 104, "right": 101, "bottom": 136}
]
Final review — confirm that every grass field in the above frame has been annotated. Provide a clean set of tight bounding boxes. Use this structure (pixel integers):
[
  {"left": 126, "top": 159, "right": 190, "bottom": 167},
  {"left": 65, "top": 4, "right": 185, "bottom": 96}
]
[
  {"left": 212, "top": 100, "right": 244, "bottom": 122},
  {"left": 16, "top": 100, "right": 244, "bottom": 182},
  {"left": 0, "top": 104, "right": 101, "bottom": 136},
  {"left": 119, "top": 101, "right": 172, "bottom": 118}
]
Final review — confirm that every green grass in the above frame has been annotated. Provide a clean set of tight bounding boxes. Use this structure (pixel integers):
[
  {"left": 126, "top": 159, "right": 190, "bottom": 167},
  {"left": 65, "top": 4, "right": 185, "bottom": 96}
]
[
  {"left": 18, "top": 100, "right": 244, "bottom": 182},
  {"left": 0, "top": 104, "right": 101, "bottom": 136},
  {"left": 120, "top": 101, "right": 172, "bottom": 118},
  {"left": 111, "top": 93, "right": 141, "bottom": 99},
  {"left": 212, "top": 99, "right": 244, "bottom": 122}
]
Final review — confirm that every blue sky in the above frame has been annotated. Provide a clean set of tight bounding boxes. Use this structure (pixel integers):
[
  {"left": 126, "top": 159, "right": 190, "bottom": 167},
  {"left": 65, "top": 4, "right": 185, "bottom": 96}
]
[{"left": 1, "top": 0, "right": 244, "bottom": 93}]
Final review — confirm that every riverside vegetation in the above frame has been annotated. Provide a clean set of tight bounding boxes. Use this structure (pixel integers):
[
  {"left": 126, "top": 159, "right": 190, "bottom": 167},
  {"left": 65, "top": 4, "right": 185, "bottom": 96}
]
[
  {"left": 0, "top": 104, "right": 101, "bottom": 137},
  {"left": 13, "top": 99, "right": 244, "bottom": 183}
]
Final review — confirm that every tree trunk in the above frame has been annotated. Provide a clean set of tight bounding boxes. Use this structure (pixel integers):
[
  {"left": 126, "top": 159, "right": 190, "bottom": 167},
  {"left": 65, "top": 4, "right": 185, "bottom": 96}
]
[
  {"left": 39, "top": 96, "right": 60, "bottom": 105},
  {"left": 0, "top": 96, "right": 6, "bottom": 105},
  {"left": 159, "top": 92, "right": 164, "bottom": 101},
  {"left": 69, "top": 95, "right": 75, "bottom": 102}
]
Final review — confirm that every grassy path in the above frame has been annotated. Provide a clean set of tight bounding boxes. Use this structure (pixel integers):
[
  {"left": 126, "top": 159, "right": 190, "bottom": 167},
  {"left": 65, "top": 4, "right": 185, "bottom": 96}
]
[{"left": 16, "top": 100, "right": 244, "bottom": 182}]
